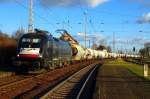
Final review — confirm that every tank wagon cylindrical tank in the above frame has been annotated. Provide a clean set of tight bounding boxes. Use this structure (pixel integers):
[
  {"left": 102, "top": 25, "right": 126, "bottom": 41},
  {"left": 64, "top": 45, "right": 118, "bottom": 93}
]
[{"left": 71, "top": 44, "right": 85, "bottom": 61}]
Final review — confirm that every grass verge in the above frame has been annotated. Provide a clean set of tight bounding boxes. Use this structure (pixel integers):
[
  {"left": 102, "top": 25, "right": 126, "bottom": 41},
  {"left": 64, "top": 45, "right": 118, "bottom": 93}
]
[{"left": 105, "top": 58, "right": 150, "bottom": 80}]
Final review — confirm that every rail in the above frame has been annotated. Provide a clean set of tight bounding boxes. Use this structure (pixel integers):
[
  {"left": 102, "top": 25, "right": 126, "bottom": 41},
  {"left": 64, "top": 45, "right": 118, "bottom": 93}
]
[
  {"left": 40, "top": 62, "right": 100, "bottom": 99},
  {"left": 76, "top": 64, "right": 98, "bottom": 99}
]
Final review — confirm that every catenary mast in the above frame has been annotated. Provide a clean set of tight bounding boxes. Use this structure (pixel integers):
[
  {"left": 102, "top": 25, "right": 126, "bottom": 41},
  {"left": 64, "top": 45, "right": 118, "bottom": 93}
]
[{"left": 28, "top": 0, "right": 33, "bottom": 33}]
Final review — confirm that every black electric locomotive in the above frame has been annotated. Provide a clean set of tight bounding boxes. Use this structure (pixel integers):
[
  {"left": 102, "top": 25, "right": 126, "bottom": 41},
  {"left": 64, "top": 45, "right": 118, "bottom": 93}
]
[{"left": 15, "top": 29, "right": 72, "bottom": 70}]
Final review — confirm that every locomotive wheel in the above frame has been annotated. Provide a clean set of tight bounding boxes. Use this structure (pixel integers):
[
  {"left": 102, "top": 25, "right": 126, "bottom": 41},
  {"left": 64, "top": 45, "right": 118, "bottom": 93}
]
[
  {"left": 36, "top": 62, "right": 41, "bottom": 70},
  {"left": 32, "top": 62, "right": 41, "bottom": 71}
]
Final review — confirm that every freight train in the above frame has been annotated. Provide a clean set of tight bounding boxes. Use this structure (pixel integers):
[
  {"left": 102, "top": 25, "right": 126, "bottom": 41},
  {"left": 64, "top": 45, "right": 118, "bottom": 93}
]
[
  {"left": 14, "top": 29, "right": 139, "bottom": 71},
  {"left": 14, "top": 29, "right": 108, "bottom": 70}
]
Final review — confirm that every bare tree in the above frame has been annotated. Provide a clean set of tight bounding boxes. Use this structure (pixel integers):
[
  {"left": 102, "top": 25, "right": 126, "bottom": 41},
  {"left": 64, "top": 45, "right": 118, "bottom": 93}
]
[
  {"left": 139, "top": 48, "right": 145, "bottom": 56},
  {"left": 107, "top": 46, "right": 112, "bottom": 52},
  {"left": 96, "top": 45, "right": 106, "bottom": 50},
  {"left": 0, "top": 30, "right": 9, "bottom": 38},
  {"left": 12, "top": 27, "right": 25, "bottom": 41}
]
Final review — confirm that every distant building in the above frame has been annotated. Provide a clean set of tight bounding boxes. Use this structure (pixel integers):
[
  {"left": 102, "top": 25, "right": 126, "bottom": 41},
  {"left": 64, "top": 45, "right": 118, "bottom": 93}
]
[
  {"left": 144, "top": 42, "right": 150, "bottom": 48},
  {"left": 144, "top": 42, "right": 150, "bottom": 57}
]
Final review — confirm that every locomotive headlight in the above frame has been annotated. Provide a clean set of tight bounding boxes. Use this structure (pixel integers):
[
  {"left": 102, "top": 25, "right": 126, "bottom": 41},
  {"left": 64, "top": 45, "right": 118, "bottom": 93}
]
[{"left": 17, "top": 54, "right": 20, "bottom": 57}]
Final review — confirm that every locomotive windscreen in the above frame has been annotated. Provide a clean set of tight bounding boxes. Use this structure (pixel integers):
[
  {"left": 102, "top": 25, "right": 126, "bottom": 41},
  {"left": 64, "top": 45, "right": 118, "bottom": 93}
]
[{"left": 19, "top": 37, "right": 42, "bottom": 48}]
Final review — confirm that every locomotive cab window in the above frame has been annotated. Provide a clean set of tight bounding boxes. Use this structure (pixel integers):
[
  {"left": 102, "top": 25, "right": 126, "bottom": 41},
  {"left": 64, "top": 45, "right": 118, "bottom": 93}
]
[{"left": 20, "top": 38, "right": 42, "bottom": 48}]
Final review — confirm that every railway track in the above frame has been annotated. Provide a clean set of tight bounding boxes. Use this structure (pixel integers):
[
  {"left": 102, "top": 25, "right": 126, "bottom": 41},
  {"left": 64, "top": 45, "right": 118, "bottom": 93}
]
[
  {"left": 0, "top": 60, "right": 100, "bottom": 99},
  {"left": 0, "top": 73, "right": 39, "bottom": 99},
  {"left": 0, "top": 70, "right": 46, "bottom": 91},
  {"left": 0, "top": 67, "right": 46, "bottom": 88},
  {"left": 40, "top": 62, "right": 100, "bottom": 99},
  {"left": 0, "top": 75, "right": 24, "bottom": 87}
]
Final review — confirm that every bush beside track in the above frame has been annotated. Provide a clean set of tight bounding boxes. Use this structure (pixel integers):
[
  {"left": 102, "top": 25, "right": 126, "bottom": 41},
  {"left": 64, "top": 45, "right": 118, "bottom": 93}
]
[
  {"left": 0, "top": 36, "right": 17, "bottom": 65},
  {"left": 0, "top": 36, "right": 17, "bottom": 77}
]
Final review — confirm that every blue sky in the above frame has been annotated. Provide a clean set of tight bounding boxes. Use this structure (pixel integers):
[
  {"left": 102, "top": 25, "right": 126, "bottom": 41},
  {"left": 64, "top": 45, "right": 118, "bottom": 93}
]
[{"left": 0, "top": 0, "right": 150, "bottom": 52}]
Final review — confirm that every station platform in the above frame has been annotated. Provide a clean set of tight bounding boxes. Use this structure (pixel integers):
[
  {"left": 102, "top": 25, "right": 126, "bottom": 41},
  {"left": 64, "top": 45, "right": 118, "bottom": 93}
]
[{"left": 93, "top": 59, "right": 150, "bottom": 99}]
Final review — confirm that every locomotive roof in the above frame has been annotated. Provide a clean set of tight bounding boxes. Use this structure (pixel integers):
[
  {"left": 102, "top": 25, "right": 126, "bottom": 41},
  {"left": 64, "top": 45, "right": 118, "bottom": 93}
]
[
  {"left": 22, "top": 32, "right": 48, "bottom": 38},
  {"left": 21, "top": 29, "right": 69, "bottom": 44},
  {"left": 21, "top": 29, "right": 52, "bottom": 38},
  {"left": 22, "top": 32, "right": 68, "bottom": 43}
]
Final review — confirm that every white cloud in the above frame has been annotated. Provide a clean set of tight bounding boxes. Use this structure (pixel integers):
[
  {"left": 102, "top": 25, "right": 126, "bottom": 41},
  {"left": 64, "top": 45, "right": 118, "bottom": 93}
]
[
  {"left": 77, "top": 32, "right": 85, "bottom": 36},
  {"left": 39, "top": 0, "right": 109, "bottom": 8},
  {"left": 77, "top": 32, "right": 107, "bottom": 44},
  {"left": 137, "top": 12, "right": 150, "bottom": 24},
  {"left": 86, "top": 0, "right": 109, "bottom": 7},
  {"left": 0, "top": 0, "right": 109, "bottom": 7}
]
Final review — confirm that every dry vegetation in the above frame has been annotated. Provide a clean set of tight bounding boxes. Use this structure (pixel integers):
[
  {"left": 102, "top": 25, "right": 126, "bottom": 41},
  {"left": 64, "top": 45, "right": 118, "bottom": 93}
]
[{"left": 0, "top": 36, "right": 17, "bottom": 65}]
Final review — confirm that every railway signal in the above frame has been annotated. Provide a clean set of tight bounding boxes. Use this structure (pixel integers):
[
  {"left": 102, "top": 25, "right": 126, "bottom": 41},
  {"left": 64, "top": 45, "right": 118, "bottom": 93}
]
[{"left": 133, "top": 47, "right": 135, "bottom": 52}]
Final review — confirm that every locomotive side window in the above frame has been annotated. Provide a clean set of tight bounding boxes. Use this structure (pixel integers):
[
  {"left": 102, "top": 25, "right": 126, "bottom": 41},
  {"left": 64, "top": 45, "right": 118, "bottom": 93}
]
[
  {"left": 32, "top": 39, "right": 41, "bottom": 43},
  {"left": 22, "top": 38, "right": 41, "bottom": 43},
  {"left": 22, "top": 38, "right": 30, "bottom": 42},
  {"left": 47, "top": 40, "right": 53, "bottom": 57}
]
